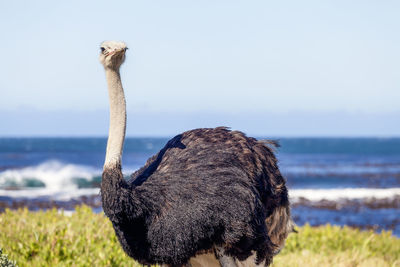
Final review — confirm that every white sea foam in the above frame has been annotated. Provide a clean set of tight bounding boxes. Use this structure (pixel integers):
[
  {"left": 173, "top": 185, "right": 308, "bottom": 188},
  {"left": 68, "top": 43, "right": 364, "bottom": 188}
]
[
  {"left": 0, "top": 160, "right": 99, "bottom": 190},
  {"left": 2, "top": 186, "right": 399, "bottom": 203},
  {"left": 0, "top": 188, "right": 100, "bottom": 201},
  {"left": 0, "top": 160, "right": 141, "bottom": 201},
  {"left": 1, "top": 161, "right": 400, "bottom": 203},
  {"left": 290, "top": 188, "right": 400, "bottom": 201}
]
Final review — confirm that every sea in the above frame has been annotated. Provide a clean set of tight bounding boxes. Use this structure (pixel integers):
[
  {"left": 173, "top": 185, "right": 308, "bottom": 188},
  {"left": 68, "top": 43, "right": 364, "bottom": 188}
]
[{"left": 1, "top": 137, "right": 399, "bottom": 236}]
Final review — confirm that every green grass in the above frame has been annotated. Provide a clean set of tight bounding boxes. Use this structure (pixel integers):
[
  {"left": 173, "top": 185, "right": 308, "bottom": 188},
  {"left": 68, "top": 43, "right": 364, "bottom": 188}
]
[
  {"left": 274, "top": 224, "right": 400, "bottom": 267},
  {"left": 0, "top": 206, "right": 399, "bottom": 267}
]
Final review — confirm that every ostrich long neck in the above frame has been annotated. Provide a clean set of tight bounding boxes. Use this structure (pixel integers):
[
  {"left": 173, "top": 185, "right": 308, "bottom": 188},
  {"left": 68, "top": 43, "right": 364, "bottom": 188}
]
[{"left": 104, "top": 68, "right": 126, "bottom": 169}]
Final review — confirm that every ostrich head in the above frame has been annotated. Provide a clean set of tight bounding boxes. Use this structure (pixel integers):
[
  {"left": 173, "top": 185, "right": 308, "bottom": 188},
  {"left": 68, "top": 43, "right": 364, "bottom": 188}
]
[{"left": 99, "top": 41, "right": 128, "bottom": 69}]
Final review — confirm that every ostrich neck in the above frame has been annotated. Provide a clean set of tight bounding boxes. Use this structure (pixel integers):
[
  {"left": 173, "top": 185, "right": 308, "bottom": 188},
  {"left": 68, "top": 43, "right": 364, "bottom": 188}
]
[{"left": 104, "top": 68, "right": 126, "bottom": 170}]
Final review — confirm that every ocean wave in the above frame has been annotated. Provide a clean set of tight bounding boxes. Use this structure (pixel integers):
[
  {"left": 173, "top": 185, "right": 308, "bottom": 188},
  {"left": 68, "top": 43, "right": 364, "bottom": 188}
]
[
  {"left": 0, "top": 160, "right": 140, "bottom": 191},
  {"left": 0, "top": 160, "right": 100, "bottom": 190},
  {"left": 290, "top": 188, "right": 400, "bottom": 201},
  {"left": 1, "top": 160, "right": 400, "bottom": 204}
]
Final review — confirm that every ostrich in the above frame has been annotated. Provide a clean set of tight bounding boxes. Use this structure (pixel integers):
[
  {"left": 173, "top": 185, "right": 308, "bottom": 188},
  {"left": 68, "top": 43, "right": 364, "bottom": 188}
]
[{"left": 99, "top": 41, "right": 293, "bottom": 267}]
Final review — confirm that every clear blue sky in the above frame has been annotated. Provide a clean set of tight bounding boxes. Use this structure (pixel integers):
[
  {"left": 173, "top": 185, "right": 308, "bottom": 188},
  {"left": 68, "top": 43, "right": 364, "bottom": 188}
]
[{"left": 0, "top": 0, "right": 399, "bottom": 136}]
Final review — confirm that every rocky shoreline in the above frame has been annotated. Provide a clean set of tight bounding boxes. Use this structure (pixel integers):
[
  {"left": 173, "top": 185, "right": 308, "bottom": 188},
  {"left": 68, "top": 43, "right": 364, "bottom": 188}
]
[
  {"left": 2, "top": 194, "right": 400, "bottom": 212},
  {"left": 0, "top": 195, "right": 102, "bottom": 213},
  {"left": 292, "top": 196, "right": 400, "bottom": 210}
]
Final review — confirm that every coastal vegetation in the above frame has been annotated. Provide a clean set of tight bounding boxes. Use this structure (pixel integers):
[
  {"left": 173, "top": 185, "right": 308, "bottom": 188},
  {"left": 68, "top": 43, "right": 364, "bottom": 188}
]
[
  {"left": 0, "top": 206, "right": 399, "bottom": 267},
  {"left": 0, "top": 248, "right": 16, "bottom": 267}
]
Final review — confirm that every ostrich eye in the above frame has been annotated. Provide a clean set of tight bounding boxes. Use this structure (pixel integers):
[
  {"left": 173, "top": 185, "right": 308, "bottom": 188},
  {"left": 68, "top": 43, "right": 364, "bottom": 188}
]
[{"left": 100, "top": 47, "right": 106, "bottom": 53}]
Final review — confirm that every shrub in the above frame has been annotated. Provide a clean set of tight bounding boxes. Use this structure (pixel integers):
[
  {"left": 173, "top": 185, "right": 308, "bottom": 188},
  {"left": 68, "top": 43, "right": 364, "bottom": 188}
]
[{"left": 0, "top": 248, "right": 16, "bottom": 267}]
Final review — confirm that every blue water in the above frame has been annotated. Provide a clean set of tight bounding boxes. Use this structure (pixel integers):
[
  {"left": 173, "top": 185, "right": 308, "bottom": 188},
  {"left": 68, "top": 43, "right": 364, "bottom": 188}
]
[
  {"left": 1, "top": 137, "right": 399, "bottom": 235},
  {"left": 1, "top": 137, "right": 399, "bottom": 188}
]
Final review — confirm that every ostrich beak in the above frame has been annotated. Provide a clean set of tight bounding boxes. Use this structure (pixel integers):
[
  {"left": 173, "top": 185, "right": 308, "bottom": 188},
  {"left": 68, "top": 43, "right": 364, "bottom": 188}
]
[{"left": 106, "top": 48, "right": 127, "bottom": 57}]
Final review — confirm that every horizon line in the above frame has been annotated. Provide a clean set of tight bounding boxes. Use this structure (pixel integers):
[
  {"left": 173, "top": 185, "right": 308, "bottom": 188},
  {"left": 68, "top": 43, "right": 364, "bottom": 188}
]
[{"left": 1, "top": 135, "right": 400, "bottom": 139}]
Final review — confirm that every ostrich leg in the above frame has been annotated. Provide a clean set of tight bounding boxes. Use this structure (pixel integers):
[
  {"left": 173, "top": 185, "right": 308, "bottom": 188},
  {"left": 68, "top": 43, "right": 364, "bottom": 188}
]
[{"left": 214, "top": 247, "right": 238, "bottom": 267}]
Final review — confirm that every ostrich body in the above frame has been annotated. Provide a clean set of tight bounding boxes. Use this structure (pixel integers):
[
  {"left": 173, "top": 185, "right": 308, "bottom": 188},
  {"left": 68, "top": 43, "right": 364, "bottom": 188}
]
[{"left": 100, "top": 41, "right": 292, "bottom": 267}]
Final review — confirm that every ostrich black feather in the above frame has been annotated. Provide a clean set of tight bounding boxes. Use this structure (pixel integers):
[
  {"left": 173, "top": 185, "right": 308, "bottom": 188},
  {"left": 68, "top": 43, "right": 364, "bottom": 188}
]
[{"left": 101, "top": 127, "right": 292, "bottom": 266}]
